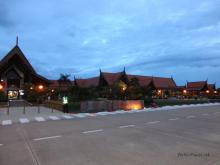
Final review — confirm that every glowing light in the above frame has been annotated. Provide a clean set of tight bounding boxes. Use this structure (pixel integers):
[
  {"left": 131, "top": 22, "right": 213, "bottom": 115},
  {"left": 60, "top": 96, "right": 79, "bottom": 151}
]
[
  {"left": 183, "top": 89, "right": 187, "bottom": 94},
  {"left": 157, "top": 90, "right": 162, "bottom": 95},
  {"left": 126, "top": 103, "right": 142, "bottom": 110},
  {"left": 206, "top": 90, "right": 210, "bottom": 94},
  {"left": 51, "top": 89, "right": 54, "bottom": 92},
  {"left": 38, "top": 85, "right": 44, "bottom": 90},
  {"left": 0, "top": 84, "right": 3, "bottom": 90},
  {"left": 214, "top": 91, "right": 217, "bottom": 94},
  {"left": 30, "top": 87, "right": 33, "bottom": 90}
]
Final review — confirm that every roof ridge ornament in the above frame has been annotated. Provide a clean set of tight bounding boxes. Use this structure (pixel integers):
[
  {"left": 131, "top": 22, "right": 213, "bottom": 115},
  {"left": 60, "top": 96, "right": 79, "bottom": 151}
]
[{"left": 16, "top": 36, "right": 19, "bottom": 46}]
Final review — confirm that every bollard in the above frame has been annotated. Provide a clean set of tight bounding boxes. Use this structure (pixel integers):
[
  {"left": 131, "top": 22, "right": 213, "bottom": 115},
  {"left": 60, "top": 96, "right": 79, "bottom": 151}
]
[
  {"left": 38, "top": 104, "right": 40, "bottom": 113},
  {"left": 7, "top": 105, "right": 9, "bottom": 115},
  {"left": 23, "top": 102, "right": 26, "bottom": 114},
  {"left": 51, "top": 104, "right": 54, "bottom": 113}
]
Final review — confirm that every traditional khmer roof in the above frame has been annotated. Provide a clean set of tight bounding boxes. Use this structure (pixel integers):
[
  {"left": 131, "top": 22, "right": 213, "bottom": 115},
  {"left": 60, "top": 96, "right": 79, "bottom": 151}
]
[
  {"left": 207, "top": 84, "right": 216, "bottom": 92},
  {"left": 186, "top": 81, "right": 208, "bottom": 91},
  {"left": 74, "top": 76, "right": 100, "bottom": 88},
  {"left": 127, "top": 74, "right": 152, "bottom": 87},
  {"left": 0, "top": 45, "right": 50, "bottom": 84},
  {"left": 101, "top": 71, "right": 124, "bottom": 85},
  {"left": 152, "top": 77, "right": 177, "bottom": 89}
]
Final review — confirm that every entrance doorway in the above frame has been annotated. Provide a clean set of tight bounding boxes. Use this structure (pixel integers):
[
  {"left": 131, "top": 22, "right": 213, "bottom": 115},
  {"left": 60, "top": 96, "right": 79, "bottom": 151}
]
[{"left": 8, "top": 90, "right": 19, "bottom": 100}]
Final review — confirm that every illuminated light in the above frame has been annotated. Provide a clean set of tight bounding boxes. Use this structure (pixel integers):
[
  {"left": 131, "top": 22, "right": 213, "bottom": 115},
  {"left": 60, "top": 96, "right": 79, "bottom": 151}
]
[
  {"left": 51, "top": 89, "right": 54, "bottom": 92},
  {"left": 183, "top": 90, "right": 187, "bottom": 94},
  {"left": 1, "top": 79, "right": 4, "bottom": 82},
  {"left": 206, "top": 90, "right": 210, "bottom": 94},
  {"left": 0, "top": 84, "right": 3, "bottom": 90},
  {"left": 30, "top": 87, "right": 33, "bottom": 90},
  {"left": 125, "top": 103, "right": 142, "bottom": 110},
  {"left": 157, "top": 90, "right": 162, "bottom": 95},
  {"left": 38, "top": 85, "right": 44, "bottom": 90},
  {"left": 214, "top": 91, "right": 217, "bottom": 94}
]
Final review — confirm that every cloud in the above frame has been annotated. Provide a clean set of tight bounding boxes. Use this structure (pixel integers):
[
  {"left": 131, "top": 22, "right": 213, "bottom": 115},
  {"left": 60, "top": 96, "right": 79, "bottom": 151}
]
[{"left": 0, "top": 0, "right": 220, "bottom": 86}]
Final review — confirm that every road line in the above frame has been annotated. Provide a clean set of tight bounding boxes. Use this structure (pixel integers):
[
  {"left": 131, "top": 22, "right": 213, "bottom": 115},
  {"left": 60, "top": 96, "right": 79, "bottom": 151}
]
[
  {"left": 19, "top": 118, "right": 30, "bottom": 123},
  {"left": 62, "top": 115, "right": 73, "bottom": 119},
  {"left": 214, "top": 112, "right": 220, "bottom": 114},
  {"left": 2, "top": 120, "right": 12, "bottom": 125},
  {"left": 35, "top": 117, "right": 45, "bottom": 122},
  {"left": 147, "top": 121, "right": 160, "bottom": 124},
  {"left": 49, "top": 116, "right": 60, "bottom": 120},
  {"left": 202, "top": 113, "right": 209, "bottom": 116},
  {"left": 0, "top": 144, "right": 3, "bottom": 146},
  {"left": 169, "top": 118, "right": 179, "bottom": 121},
  {"left": 186, "top": 115, "right": 195, "bottom": 119},
  {"left": 33, "top": 135, "right": 62, "bottom": 141},
  {"left": 119, "top": 125, "right": 135, "bottom": 128},
  {"left": 82, "top": 129, "right": 103, "bottom": 134}
]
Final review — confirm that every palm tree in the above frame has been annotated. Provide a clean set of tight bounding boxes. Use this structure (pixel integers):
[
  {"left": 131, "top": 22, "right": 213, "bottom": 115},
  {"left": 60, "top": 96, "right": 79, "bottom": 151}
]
[{"left": 58, "top": 74, "right": 71, "bottom": 97}]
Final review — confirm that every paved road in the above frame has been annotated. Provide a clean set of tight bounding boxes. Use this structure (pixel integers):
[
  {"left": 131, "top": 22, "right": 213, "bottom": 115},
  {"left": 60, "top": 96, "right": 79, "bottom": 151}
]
[{"left": 0, "top": 105, "right": 220, "bottom": 165}]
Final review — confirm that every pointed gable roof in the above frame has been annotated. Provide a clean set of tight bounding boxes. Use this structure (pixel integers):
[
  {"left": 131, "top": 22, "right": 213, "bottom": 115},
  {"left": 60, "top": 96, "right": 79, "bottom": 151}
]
[
  {"left": 75, "top": 76, "right": 99, "bottom": 88},
  {"left": 152, "top": 77, "right": 177, "bottom": 89},
  {"left": 127, "top": 74, "right": 152, "bottom": 87},
  {"left": 0, "top": 45, "right": 36, "bottom": 74},
  {"left": 186, "top": 81, "right": 208, "bottom": 91},
  {"left": 0, "top": 45, "right": 50, "bottom": 83},
  {"left": 101, "top": 71, "right": 124, "bottom": 85}
]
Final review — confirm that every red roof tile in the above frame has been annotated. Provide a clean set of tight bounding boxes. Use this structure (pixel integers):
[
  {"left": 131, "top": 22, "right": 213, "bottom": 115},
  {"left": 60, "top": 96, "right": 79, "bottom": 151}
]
[
  {"left": 102, "top": 72, "right": 123, "bottom": 85},
  {"left": 127, "top": 74, "right": 152, "bottom": 87},
  {"left": 75, "top": 77, "right": 99, "bottom": 88},
  {"left": 152, "top": 77, "right": 177, "bottom": 89},
  {"left": 186, "top": 81, "right": 207, "bottom": 91}
]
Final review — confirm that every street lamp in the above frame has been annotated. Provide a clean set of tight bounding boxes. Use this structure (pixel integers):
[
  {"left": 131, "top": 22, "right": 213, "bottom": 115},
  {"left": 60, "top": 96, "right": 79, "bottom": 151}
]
[{"left": 38, "top": 85, "right": 44, "bottom": 90}]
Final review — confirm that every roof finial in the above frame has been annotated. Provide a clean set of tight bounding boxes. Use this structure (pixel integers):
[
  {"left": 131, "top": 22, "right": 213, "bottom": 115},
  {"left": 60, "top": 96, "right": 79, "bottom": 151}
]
[{"left": 16, "top": 36, "right": 19, "bottom": 46}]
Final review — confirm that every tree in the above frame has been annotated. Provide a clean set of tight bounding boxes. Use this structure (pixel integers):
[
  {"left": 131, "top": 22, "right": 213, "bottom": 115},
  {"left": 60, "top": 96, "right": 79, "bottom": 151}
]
[{"left": 58, "top": 73, "right": 71, "bottom": 97}]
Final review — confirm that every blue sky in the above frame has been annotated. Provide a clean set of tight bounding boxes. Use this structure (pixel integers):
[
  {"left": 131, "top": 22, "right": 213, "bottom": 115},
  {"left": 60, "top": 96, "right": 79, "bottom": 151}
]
[{"left": 0, "top": 0, "right": 220, "bottom": 86}]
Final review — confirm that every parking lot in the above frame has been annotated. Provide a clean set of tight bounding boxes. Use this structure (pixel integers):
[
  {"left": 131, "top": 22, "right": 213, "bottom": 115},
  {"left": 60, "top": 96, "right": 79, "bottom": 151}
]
[{"left": 0, "top": 105, "right": 220, "bottom": 165}]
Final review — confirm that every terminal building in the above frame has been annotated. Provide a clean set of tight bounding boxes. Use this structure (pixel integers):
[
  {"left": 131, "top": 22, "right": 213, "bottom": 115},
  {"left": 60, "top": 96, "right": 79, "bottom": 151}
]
[{"left": 0, "top": 43, "right": 50, "bottom": 99}]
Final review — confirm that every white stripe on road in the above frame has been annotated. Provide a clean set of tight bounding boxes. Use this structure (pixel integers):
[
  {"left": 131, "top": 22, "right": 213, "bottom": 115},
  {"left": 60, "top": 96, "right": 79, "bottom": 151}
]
[
  {"left": 186, "top": 115, "right": 195, "bottom": 119},
  {"left": 73, "top": 114, "right": 87, "bottom": 118},
  {"left": 62, "top": 115, "right": 73, "bottom": 119},
  {"left": 169, "top": 118, "right": 179, "bottom": 121},
  {"left": 86, "top": 113, "right": 97, "bottom": 117},
  {"left": 202, "top": 113, "right": 209, "bottom": 116},
  {"left": 33, "top": 135, "right": 62, "bottom": 141},
  {"left": 35, "top": 117, "right": 45, "bottom": 122},
  {"left": 82, "top": 129, "right": 103, "bottom": 134},
  {"left": 2, "top": 120, "right": 12, "bottom": 125},
  {"left": 147, "top": 121, "right": 160, "bottom": 124},
  {"left": 49, "top": 116, "right": 60, "bottom": 120},
  {"left": 119, "top": 125, "right": 135, "bottom": 128},
  {"left": 0, "top": 144, "right": 3, "bottom": 146},
  {"left": 19, "top": 118, "right": 30, "bottom": 123}
]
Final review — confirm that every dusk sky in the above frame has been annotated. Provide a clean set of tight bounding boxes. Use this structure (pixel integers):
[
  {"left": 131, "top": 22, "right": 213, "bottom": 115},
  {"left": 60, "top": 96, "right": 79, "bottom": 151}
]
[{"left": 0, "top": 0, "right": 220, "bottom": 86}]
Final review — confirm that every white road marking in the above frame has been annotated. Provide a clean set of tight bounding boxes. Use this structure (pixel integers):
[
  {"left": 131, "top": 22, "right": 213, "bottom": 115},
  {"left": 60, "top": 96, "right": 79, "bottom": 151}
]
[
  {"left": 86, "top": 113, "right": 97, "bottom": 117},
  {"left": 214, "top": 112, "right": 220, "bottom": 114},
  {"left": 49, "top": 116, "right": 60, "bottom": 120},
  {"left": 19, "top": 118, "right": 30, "bottom": 123},
  {"left": 0, "top": 144, "right": 3, "bottom": 146},
  {"left": 119, "top": 125, "right": 135, "bottom": 128},
  {"left": 2, "top": 120, "right": 12, "bottom": 125},
  {"left": 73, "top": 114, "right": 86, "bottom": 118},
  {"left": 186, "top": 115, "right": 195, "bottom": 119},
  {"left": 97, "top": 112, "right": 109, "bottom": 116},
  {"left": 35, "top": 117, "right": 45, "bottom": 122},
  {"left": 82, "top": 129, "right": 103, "bottom": 134},
  {"left": 33, "top": 135, "right": 62, "bottom": 141},
  {"left": 63, "top": 115, "right": 73, "bottom": 119},
  {"left": 169, "top": 118, "right": 179, "bottom": 121},
  {"left": 202, "top": 113, "right": 209, "bottom": 116},
  {"left": 147, "top": 121, "right": 160, "bottom": 124}
]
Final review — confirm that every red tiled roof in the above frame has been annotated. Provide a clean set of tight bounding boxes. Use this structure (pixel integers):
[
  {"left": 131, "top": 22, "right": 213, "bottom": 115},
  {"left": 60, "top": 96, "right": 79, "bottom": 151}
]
[
  {"left": 127, "top": 74, "right": 152, "bottom": 87},
  {"left": 49, "top": 80, "right": 72, "bottom": 90},
  {"left": 152, "top": 77, "right": 177, "bottom": 89},
  {"left": 208, "top": 84, "right": 216, "bottom": 92},
  {"left": 102, "top": 72, "right": 123, "bottom": 85},
  {"left": 186, "top": 81, "right": 207, "bottom": 91},
  {"left": 75, "top": 77, "right": 99, "bottom": 88}
]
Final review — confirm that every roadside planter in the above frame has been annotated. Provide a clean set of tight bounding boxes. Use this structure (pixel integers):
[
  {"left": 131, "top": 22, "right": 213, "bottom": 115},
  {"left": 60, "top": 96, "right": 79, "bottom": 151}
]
[{"left": 80, "top": 100, "right": 144, "bottom": 112}]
